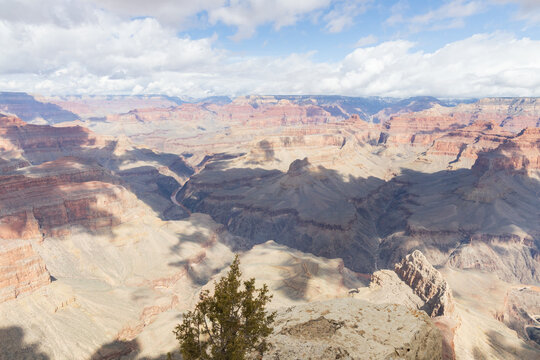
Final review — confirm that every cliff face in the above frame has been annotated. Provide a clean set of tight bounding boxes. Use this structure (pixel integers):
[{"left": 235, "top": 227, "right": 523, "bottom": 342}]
[
  {"left": 180, "top": 143, "right": 540, "bottom": 282},
  {"left": 0, "top": 115, "right": 194, "bottom": 309},
  {"left": 394, "top": 250, "right": 455, "bottom": 317},
  {"left": 0, "top": 241, "right": 50, "bottom": 303},
  {"left": 473, "top": 128, "right": 540, "bottom": 174},
  {"left": 0, "top": 114, "right": 104, "bottom": 164},
  {"left": 377, "top": 99, "right": 540, "bottom": 172},
  {"left": 381, "top": 98, "right": 540, "bottom": 143},
  {"left": 0, "top": 158, "right": 126, "bottom": 239},
  {"left": 178, "top": 158, "right": 383, "bottom": 273},
  {"left": 425, "top": 122, "right": 514, "bottom": 166}
]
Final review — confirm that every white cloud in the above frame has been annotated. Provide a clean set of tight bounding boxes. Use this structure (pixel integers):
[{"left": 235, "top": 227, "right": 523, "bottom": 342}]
[
  {"left": 0, "top": 0, "right": 369, "bottom": 40},
  {"left": 0, "top": 13, "right": 219, "bottom": 76},
  {"left": 335, "top": 33, "right": 540, "bottom": 97},
  {"left": 0, "top": 2, "right": 538, "bottom": 98},
  {"left": 354, "top": 34, "right": 378, "bottom": 47},
  {"left": 0, "top": 10, "right": 538, "bottom": 100},
  {"left": 0, "top": 0, "right": 97, "bottom": 26},
  {"left": 89, "top": 0, "right": 355, "bottom": 39},
  {"left": 208, "top": 0, "right": 332, "bottom": 40},
  {"left": 88, "top": 0, "right": 225, "bottom": 28},
  {"left": 411, "top": 0, "right": 484, "bottom": 24},
  {"left": 385, "top": 0, "right": 408, "bottom": 26},
  {"left": 323, "top": 0, "right": 371, "bottom": 33},
  {"left": 491, "top": 0, "right": 540, "bottom": 23},
  {"left": 389, "top": 0, "right": 486, "bottom": 32}
]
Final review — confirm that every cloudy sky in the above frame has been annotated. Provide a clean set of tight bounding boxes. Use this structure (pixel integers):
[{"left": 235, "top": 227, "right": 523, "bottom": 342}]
[{"left": 0, "top": 0, "right": 539, "bottom": 98}]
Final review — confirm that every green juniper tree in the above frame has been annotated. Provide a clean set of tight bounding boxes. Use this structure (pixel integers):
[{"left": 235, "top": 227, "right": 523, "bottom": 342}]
[{"left": 174, "top": 255, "right": 275, "bottom": 360}]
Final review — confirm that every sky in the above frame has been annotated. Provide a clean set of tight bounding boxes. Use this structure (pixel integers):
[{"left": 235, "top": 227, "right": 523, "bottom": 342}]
[{"left": 0, "top": 0, "right": 539, "bottom": 98}]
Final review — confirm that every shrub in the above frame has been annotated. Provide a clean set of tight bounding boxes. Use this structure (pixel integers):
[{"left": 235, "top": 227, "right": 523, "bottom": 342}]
[{"left": 174, "top": 255, "right": 275, "bottom": 360}]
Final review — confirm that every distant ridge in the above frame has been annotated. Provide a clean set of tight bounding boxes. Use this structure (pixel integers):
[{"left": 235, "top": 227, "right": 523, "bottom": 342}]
[{"left": 0, "top": 92, "right": 79, "bottom": 124}]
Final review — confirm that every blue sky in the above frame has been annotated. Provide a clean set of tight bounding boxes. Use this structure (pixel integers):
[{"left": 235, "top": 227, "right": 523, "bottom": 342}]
[
  {"left": 183, "top": 0, "right": 539, "bottom": 61},
  {"left": 0, "top": 0, "right": 539, "bottom": 97}
]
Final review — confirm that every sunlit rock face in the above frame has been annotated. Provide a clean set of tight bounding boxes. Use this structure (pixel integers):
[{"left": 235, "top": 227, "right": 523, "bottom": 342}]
[
  {"left": 0, "top": 157, "right": 125, "bottom": 239},
  {"left": 394, "top": 250, "right": 455, "bottom": 317},
  {"left": 0, "top": 241, "right": 50, "bottom": 303},
  {"left": 473, "top": 127, "right": 540, "bottom": 174}
]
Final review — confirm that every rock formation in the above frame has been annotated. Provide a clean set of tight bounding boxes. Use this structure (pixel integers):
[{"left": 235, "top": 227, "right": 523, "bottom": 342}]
[
  {"left": 0, "top": 241, "right": 50, "bottom": 303},
  {"left": 43, "top": 94, "right": 182, "bottom": 118},
  {"left": 497, "top": 286, "right": 540, "bottom": 347},
  {"left": 365, "top": 269, "right": 425, "bottom": 310},
  {"left": 0, "top": 157, "right": 127, "bottom": 239},
  {"left": 473, "top": 127, "right": 540, "bottom": 174},
  {"left": 381, "top": 98, "right": 540, "bottom": 144},
  {"left": 394, "top": 250, "right": 455, "bottom": 317},
  {"left": 263, "top": 298, "right": 443, "bottom": 360},
  {"left": 426, "top": 121, "right": 514, "bottom": 167},
  {"left": 0, "top": 92, "right": 79, "bottom": 123},
  {"left": 178, "top": 157, "right": 382, "bottom": 273}
]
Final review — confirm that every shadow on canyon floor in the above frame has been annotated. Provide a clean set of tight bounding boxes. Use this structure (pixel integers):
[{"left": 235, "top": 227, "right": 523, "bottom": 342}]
[
  {"left": 175, "top": 160, "right": 540, "bottom": 278},
  {"left": 0, "top": 326, "right": 180, "bottom": 360},
  {"left": 75, "top": 144, "right": 194, "bottom": 222},
  {"left": 0, "top": 326, "right": 50, "bottom": 360},
  {"left": 472, "top": 330, "right": 540, "bottom": 360},
  {"left": 90, "top": 338, "right": 179, "bottom": 360},
  {"left": 0, "top": 121, "right": 195, "bottom": 234}
]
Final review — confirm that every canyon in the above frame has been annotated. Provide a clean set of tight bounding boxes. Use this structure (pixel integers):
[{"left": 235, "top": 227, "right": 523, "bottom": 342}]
[{"left": 0, "top": 93, "right": 539, "bottom": 359}]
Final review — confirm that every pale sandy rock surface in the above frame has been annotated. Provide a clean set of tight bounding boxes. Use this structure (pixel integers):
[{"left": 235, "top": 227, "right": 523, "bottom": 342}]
[
  {"left": 262, "top": 298, "right": 443, "bottom": 360},
  {"left": 360, "top": 269, "right": 424, "bottom": 311},
  {"left": 440, "top": 267, "right": 540, "bottom": 360},
  {"left": 206, "top": 240, "right": 366, "bottom": 309},
  {"left": 0, "top": 216, "right": 367, "bottom": 359}
]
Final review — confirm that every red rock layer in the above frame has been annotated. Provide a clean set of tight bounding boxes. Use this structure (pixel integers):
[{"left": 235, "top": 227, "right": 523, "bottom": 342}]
[
  {"left": 380, "top": 98, "right": 539, "bottom": 147},
  {"left": 0, "top": 114, "right": 100, "bottom": 161},
  {"left": 0, "top": 240, "right": 50, "bottom": 303},
  {"left": 381, "top": 107, "right": 469, "bottom": 146},
  {"left": 0, "top": 158, "right": 124, "bottom": 239},
  {"left": 426, "top": 121, "right": 514, "bottom": 160},
  {"left": 473, "top": 128, "right": 540, "bottom": 173},
  {"left": 106, "top": 103, "right": 210, "bottom": 125},
  {"left": 45, "top": 95, "right": 179, "bottom": 118},
  {"left": 106, "top": 99, "right": 338, "bottom": 129},
  {"left": 0, "top": 211, "right": 40, "bottom": 240}
]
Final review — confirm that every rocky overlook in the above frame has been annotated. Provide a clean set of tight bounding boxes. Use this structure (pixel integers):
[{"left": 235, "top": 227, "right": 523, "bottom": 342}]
[{"left": 263, "top": 298, "right": 443, "bottom": 360}]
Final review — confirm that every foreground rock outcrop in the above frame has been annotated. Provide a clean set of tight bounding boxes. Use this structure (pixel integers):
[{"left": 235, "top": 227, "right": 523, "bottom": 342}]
[
  {"left": 263, "top": 298, "right": 443, "bottom": 360},
  {"left": 395, "top": 250, "right": 455, "bottom": 317}
]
